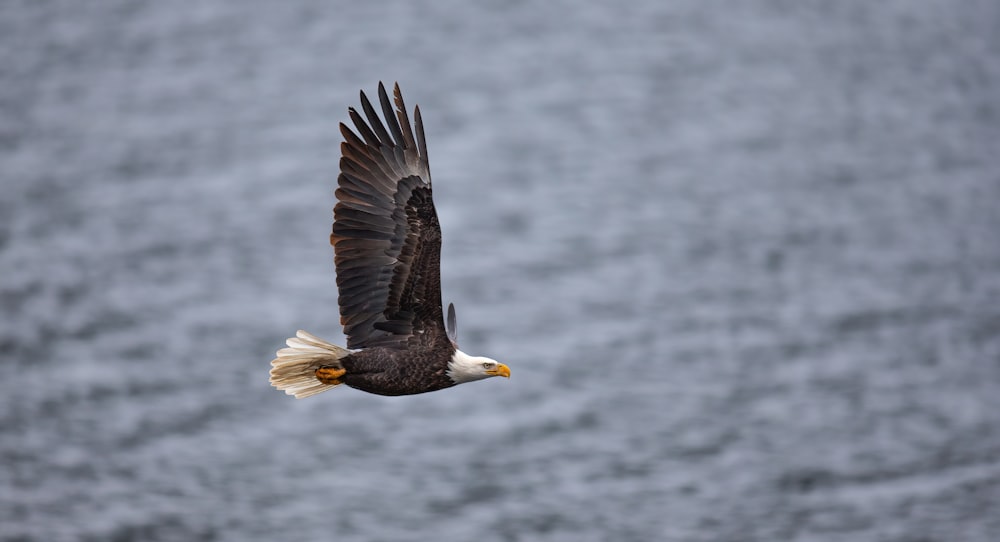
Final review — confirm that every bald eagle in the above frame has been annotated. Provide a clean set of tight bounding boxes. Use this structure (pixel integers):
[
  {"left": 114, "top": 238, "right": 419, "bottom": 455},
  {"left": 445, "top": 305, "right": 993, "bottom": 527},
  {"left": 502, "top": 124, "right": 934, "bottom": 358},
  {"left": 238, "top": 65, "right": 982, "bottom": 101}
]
[{"left": 269, "top": 83, "right": 510, "bottom": 398}]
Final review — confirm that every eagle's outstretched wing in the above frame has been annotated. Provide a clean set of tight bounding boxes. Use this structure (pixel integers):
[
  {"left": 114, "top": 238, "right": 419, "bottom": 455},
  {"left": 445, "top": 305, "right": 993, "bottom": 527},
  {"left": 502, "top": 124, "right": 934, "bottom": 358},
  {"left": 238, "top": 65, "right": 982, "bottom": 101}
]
[{"left": 331, "top": 82, "right": 447, "bottom": 350}]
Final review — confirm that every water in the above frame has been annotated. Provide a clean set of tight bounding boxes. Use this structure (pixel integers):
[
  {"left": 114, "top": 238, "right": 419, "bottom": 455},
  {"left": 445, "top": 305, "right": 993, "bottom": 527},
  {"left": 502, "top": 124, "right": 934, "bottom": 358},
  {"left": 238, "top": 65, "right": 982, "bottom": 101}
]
[{"left": 2, "top": 1, "right": 999, "bottom": 540}]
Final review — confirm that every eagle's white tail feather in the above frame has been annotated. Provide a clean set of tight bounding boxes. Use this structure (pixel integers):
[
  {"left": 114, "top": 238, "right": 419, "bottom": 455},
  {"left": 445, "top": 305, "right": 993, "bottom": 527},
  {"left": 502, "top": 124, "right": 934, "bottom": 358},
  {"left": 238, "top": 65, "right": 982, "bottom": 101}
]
[{"left": 269, "top": 330, "right": 350, "bottom": 399}]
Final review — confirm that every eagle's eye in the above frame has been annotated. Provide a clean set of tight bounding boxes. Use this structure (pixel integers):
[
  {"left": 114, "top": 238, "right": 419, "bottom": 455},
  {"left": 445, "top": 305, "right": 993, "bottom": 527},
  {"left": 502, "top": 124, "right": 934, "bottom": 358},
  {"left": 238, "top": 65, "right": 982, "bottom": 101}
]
[{"left": 482, "top": 362, "right": 494, "bottom": 370}]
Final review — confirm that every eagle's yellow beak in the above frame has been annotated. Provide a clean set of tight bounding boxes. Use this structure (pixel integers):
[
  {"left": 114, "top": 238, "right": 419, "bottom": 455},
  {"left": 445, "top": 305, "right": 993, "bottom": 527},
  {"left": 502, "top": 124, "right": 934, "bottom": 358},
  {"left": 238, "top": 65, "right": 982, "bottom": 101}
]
[{"left": 487, "top": 363, "right": 511, "bottom": 378}]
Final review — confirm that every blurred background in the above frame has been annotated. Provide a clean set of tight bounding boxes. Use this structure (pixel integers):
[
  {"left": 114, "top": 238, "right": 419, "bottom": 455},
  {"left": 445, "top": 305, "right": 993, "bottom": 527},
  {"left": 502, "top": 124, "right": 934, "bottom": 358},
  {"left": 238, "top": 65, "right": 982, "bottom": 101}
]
[{"left": 2, "top": 1, "right": 999, "bottom": 540}]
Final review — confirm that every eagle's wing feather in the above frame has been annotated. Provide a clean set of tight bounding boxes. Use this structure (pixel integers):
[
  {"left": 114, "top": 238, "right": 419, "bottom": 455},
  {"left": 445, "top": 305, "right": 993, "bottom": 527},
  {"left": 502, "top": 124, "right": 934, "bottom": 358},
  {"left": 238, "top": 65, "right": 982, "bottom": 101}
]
[
  {"left": 446, "top": 303, "right": 458, "bottom": 346},
  {"left": 331, "top": 83, "right": 445, "bottom": 351}
]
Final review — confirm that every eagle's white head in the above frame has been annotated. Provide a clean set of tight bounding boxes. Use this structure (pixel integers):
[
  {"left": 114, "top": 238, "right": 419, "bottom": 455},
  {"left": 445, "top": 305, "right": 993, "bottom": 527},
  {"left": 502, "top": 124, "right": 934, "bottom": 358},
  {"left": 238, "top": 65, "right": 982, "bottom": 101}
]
[{"left": 447, "top": 349, "right": 511, "bottom": 384}]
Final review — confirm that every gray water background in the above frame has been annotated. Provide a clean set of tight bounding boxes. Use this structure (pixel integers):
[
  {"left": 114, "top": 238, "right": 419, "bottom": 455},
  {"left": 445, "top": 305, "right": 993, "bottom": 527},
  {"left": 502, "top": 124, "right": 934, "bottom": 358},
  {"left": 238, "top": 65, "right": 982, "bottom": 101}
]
[{"left": 2, "top": 1, "right": 1000, "bottom": 540}]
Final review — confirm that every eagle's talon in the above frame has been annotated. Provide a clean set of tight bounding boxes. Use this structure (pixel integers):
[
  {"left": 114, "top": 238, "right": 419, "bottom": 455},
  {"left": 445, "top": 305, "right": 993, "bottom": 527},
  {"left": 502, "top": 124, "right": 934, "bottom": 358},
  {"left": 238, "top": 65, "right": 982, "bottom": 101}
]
[{"left": 315, "top": 367, "right": 346, "bottom": 384}]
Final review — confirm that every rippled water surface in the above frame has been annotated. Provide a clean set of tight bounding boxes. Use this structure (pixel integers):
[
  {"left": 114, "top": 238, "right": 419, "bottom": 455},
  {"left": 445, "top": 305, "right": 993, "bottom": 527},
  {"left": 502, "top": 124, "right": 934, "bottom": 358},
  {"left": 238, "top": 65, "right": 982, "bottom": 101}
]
[{"left": 3, "top": 1, "right": 1000, "bottom": 540}]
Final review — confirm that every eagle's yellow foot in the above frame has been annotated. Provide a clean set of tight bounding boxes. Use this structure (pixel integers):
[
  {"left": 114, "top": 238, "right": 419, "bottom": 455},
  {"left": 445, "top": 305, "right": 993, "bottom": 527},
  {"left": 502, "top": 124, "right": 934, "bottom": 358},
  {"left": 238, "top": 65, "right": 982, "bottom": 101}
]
[{"left": 315, "top": 367, "right": 346, "bottom": 385}]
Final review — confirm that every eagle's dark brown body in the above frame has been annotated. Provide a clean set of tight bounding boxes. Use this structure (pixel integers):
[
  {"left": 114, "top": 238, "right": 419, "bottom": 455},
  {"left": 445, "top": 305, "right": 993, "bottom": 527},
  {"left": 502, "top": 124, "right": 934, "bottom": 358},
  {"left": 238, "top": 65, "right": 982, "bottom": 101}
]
[{"left": 340, "top": 342, "right": 456, "bottom": 396}]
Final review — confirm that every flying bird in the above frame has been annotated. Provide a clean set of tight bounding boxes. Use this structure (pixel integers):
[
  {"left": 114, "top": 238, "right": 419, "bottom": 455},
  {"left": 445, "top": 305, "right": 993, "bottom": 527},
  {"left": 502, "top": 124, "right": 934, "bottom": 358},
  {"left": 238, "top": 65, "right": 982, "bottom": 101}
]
[{"left": 269, "top": 83, "right": 510, "bottom": 398}]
